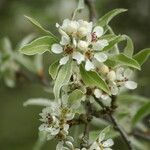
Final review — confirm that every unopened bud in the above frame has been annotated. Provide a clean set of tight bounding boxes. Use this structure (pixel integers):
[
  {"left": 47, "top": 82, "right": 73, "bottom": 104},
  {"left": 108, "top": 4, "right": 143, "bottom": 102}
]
[
  {"left": 99, "top": 64, "right": 109, "bottom": 74},
  {"left": 107, "top": 70, "right": 116, "bottom": 81},
  {"left": 78, "top": 27, "right": 88, "bottom": 37},
  {"left": 78, "top": 40, "right": 88, "bottom": 51}
]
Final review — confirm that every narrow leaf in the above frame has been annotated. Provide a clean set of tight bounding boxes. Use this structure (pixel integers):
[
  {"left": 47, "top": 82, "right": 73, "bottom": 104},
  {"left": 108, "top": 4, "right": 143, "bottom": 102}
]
[
  {"left": 123, "top": 35, "right": 134, "bottom": 57},
  {"left": 68, "top": 89, "right": 84, "bottom": 107},
  {"left": 53, "top": 60, "right": 73, "bottom": 99},
  {"left": 133, "top": 48, "right": 150, "bottom": 66},
  {"left": 49, "top": 60, "right": 60, "bottom": 80},
  {"left": 20, "top": 36, "right": 55, "bottom": 55},
  {"left": 80, "top": 65, "right": 110, "bottom": 95},
  {"left": 97, "top": 8, "right": 127, "bottom": 27},
  {"left": 102, "top": 35, "right": 124, "bottom": 51},
  {"left": 23, "top": 98, "right": 52, "bottom": 107},
  {"left": 25, "top": 16, "right": 57, "bottom": 40},
  {"left": 132, "top": 102, "right": 150, "bottom": 126},
  {"left": 109, "top": 54, "right": 141, "bottom": 70}
]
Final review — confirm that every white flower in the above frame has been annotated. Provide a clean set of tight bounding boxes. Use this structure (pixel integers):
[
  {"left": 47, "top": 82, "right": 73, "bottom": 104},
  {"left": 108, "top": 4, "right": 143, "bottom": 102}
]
[
  {"left": 90, "top": 132, "right": 114, "bottom": 150},
  {"left": 116, "top": 67, "right": 137, "bottom": 90},
  {"left": 94, "top": 89, "right": 109, "bottom": 100}
]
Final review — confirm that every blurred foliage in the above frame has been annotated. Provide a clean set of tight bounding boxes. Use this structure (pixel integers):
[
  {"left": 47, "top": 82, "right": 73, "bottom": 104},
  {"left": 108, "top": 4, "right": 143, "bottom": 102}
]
[{"left": 0, "top": 0, "right": 150, "bottom": 150}]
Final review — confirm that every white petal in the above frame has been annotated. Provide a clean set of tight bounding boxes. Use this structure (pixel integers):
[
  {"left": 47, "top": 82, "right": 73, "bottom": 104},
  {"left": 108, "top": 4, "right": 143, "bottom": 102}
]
[
  {"left": 93, "top": 40, "right": 108, "bottom": 50},
  {"left": 98, "top": 132, "right": 105, "bottom": 142},
  {"left": 51, "top": 44, "right": 63, "bottom": 54},
  {"left": 103, "top": 139, "right": 114, "bottom": 147},
  {"left": 90, "top": 142, "right": 100, "bottom": 150},
  {"left": 85, "top": 59, "right": 95, "bottom": 71},
  {"left": 72, "top": 52, "right": 85, "bottom": 64},
  {"left": 94, "top": 89, "right": 102, "bottom": 98},
  {"left": 124, "top": 68, "right": 133, "bottom": 78},
  {"left": 125, "top": 81, "right": 137, "bottom": 89},
  {"left": 93, "top": 26, "right": 104, "bottom": 37},
  {"left": 87, "top": 33, "right": 92, "bottom": 43},
  {"left": 94, "top": 52, "right": 108, "bottom": 62},
  {"left": 59, "top": 56, "right": 69, "bottom": 65},
  {"left": 60, "top": 35, "right": 70, "bottom": 45},
  {"left": 116, "top": 67, "right": 124, "bottom": 80},
  {"left": 73, "top": 38, "right": 77, "bottom": 47}
]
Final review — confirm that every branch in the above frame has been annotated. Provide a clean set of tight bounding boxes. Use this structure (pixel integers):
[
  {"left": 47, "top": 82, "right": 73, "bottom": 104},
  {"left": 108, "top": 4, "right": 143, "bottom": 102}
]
[
  {"left": 85, "top": 0, "right": 97, "bottom": 22},
  {"left": 94, "top": 95, "right": 133, "bottom": 150}
]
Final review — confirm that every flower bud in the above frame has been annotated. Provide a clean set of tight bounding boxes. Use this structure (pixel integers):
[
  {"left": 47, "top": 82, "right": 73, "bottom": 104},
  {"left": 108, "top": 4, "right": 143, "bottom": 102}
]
[
  {"left": 78, "top": 27, "right": 88, "bottom": 37},
  {"left": 67, "top": 21, "right": 78, "bottom": 34},
  {"left": 78, "top": 40, "right": 88, "bottom": 51},
  {"left": 99, "top": 64, "right": 109, "bottom": 74},
  {"left": 107, "top": 70, "right": 116, "bottom": 81}
]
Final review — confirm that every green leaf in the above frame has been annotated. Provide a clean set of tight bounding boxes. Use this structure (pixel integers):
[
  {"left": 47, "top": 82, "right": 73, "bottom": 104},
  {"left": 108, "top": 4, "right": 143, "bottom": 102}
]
[
  {"left": 23, "top": 98, "right": 52, "bottom": 107},
  {"left": 132, "top": 102, "right": 150, "bottom": 126},
  {"left": 123, "top": 35, "right": 134, "bottom": 57},
  {"left": 25, "top": 16, "right": 57, "bottom": 40},
  {"left": 20, "top": 36, "right": 55, "bottom": 55},
  {"left": 68, "top": 89, "right": 84, "bottom": 107},
  {"left": 109, "top": 54, "right": 141, "bottom": 70},
  {"left": 53, "top": 60, "right": 73, "bottom": 99},
  {"left": 77, "top": 0, "right": 84, "bottom": 10},
  {"left": 33, "top": 131, "right": 47, "bottom": 150},
  {"left": 133, "top": 48, "right": 150, "bottom": 66},
  {"left": 80, "top": 65, "right": 110, "bottom": 95},
  {"left": 102, "top": 35, "right": 124, "bottom": 51},
  {"left": 97, "top": 8, "right": 127, "bottom": 27},
  {"left": 49, "top": 60, "right": 60, "bottom": 80},
  {"left": 14, "top": 53, "right": 37, "bottom": 73}
]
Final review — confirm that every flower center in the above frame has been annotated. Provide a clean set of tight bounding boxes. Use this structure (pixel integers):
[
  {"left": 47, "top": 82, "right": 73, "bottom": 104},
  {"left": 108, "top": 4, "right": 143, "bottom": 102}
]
[
  {"left": 46, "top": 113, "right": 53, "bottom": 125},
  {"left": 91, "top": 32, "right": 98, "bottom": 42},
  {"left": 64, "top": 45, "right": 74, "bottom": 54},
  {"left": 85, "top": 50, "right": 93, "bottom": 59}
]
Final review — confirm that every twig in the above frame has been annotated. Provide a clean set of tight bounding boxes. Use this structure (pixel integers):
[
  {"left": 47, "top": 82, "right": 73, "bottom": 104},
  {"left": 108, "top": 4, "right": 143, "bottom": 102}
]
[
  {"left": 85, "top": 0, "right": 97, "bottom": 22},
  {"left": 109, "top": 114, "right": 133, "bottom": 150}
]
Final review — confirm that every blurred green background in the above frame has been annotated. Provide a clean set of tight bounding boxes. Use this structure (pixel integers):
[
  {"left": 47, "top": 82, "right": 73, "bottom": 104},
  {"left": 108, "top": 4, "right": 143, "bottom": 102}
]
[{"left": 0, "top": 0, "right": 149, "bottom": 149}]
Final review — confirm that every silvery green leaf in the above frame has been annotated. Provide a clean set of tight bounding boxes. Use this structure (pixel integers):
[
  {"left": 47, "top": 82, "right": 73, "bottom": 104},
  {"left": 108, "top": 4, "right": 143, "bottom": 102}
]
[
  {"left": 72, "top": 0, "right": 85, "bottom": 20},
  {"left": 25, "top": 15, "right": 58, "bottom": 40},
  {"left": 53, "top": 60, "right": 73, "bottom": 99},
  {"left": 17, "top": 34, "right": 36, "bottom": 49},
  {"left": 133, "top": 48, "right": 150, "bottom": 66},
  {"left": 20, "top": 36, "right": 55, "bottom": 55},
  {"left": 77, "top": 0, "right": 84, "bottom": 10},
  {"left": 14, "top": 53, "right": 37, "bottom": 73},
  {"left": 109, "top": 54, "right": 141, "bottom": 70},
  {"left": 80, "top": 65, "right": 110, "bottom": 95},
  {"left": 34, "top": 54, "right": 43, "bottom": 73},
  {"left": 123, "top": 35, "right": 134, "bottom": 57},
  {"left": 49, "top": 60, "right": 60, "bottom": 80},
  {"left": 2, "top": 37, "right": 13, "bottom": 54},
  {"left": 68, "top": 89, "right": 84, "bottom": 108},
  {"left": 132, "top": 102, "right": 150, "bottom": 127},
  {"left": 33, "top": 131, "right": 47, "bottom": 150},
  {"left": 102, "top": 35, "right": 124, "bottom": 51},
  {"left": 97, "top": 8, "right": 127, "bottom": 27},
  {"left": 23, "top": 98, "right": 52, "bottom": 107}
]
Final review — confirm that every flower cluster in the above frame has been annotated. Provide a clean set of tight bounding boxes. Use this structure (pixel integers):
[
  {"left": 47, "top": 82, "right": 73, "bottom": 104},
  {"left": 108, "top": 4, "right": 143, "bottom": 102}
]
[
  {"left": 56, "top": 128, "right": 114, "bottom": 150},
  {"left": 39, "top": 95, "right": 79, "bottom": 140},
  {"left": 51, "top": 19, "right": 109, "bottom": 71},
  {"left": 94, "top": 65, "right": 137, "bottom": 105}
]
